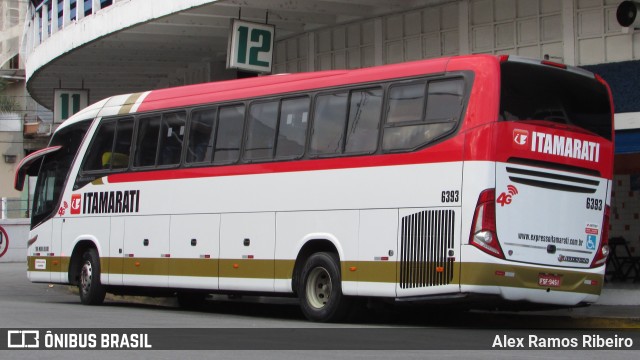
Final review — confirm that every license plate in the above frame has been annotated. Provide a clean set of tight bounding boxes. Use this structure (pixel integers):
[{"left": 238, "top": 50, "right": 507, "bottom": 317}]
[{"left": 538, "top": 274, "right": 561, "bottom": 287}]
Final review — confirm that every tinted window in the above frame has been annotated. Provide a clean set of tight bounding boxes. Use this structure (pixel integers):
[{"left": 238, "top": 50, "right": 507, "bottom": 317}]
[
  {"left": 387, "top": 83, "right": 425, "bottom": 124},
  {"left": 345, "top": 88, "right": 382, "bottom": 154},
  {"left": 86, "top": 118, "right": 134, "bottom": 171},
  {"left": 245, "top": 101, "right": 278, "bottom": 161},
  {"left": 276, "top": 97, "right": 310, "bottom": 159},
  {"left": 500, "top": 62, "right": 612, "bottom": 139},
  {"left": 214, "top": 105, "right": 245, "bottom": 164},
  {"left": 383, "top": 78, "right": 464, "bottom": 152},
  {"left": 32, "top": 120, "right": 91, "bottom": 227},
  {"left": 134, "top": 115, "right": 161, "bottom": 167},
  {"left": 158, "top": 112, "right": 186, "bottom": 166},
  {"left": 112, "top": 119, "right": 133, "bottom": 170},
  {"left": 187, "top": 108, "right": 216, "bottom": 164},
  {"left": 83, "top": 121, "right": 116, "bottom": 171},
  {"left": 426, "top": 79, "right": 464, "bottom": 122},
  {"left": 310, "top": 92, "right": 348, "bottom": 155},
  {"left": 311, "top": 88, "right": 382, "bottom": 156}
]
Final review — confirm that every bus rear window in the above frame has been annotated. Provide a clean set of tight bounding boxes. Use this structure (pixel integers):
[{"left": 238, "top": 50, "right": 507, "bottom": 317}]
[{"left": 500, "top": 62, "right": 612, "bottom": 140}]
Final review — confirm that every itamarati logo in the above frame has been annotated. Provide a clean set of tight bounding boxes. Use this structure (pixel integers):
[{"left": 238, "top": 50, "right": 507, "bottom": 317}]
[
  {"left": 513, "top": 129, "right": 529, "bottom": 146},
  {"left": 530, "top": 131, "right": 600, "bottom": 162},
  {"left": 68, "top": 190, "right": 141, "bottom": 215}
]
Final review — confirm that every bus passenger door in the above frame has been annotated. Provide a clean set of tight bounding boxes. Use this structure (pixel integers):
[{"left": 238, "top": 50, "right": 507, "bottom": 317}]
[
  {"left": 169, "top": 214, "right": 220, "bottom": 289},
  {"left": 219, "top": 212, "right": 275, "bottom": 292},
  {"left": 122, "top": 215, "right": 170, "bottom": 287}
]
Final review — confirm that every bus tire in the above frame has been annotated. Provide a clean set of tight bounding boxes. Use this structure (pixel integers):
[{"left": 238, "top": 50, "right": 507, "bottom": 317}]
[
  {"left": 298, "top": 252, "right": 351, "bottom": 322},
  {"left": 78, "top": 248, "right": 106, "bottom": 305}
]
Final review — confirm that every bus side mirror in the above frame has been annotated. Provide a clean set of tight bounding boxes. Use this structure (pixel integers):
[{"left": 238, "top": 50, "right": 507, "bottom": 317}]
[{"left": 617, "top": 1, "right": 640, "bottom": 29}]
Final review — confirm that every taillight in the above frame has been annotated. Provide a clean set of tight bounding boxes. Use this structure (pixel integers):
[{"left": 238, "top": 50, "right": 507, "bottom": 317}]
[
  {"left": 590, "top": 205, "right": 611, "bottom": 268},
  {"left": 469, "top": 189, "right": 504, "bottom": 259},
  {"left": 541, "top": 60, "right": 568, "bottom": 69}
]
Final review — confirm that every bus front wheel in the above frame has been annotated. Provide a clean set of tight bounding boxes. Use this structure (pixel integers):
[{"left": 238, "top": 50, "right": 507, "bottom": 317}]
[
  {"left": 298, "top": 252, "right": 350, "bottom": 322},
  {"left": 78, "top": 248, "right": 106, "bottom": 305}
]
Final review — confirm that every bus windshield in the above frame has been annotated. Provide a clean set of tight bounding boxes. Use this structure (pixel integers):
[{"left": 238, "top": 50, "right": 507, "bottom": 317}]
[
  {"left": 499, "top": 61, "right": 612, "bottom": 140},
  {"left": 31, "top": 120, "right": 91, "bottom": 227}
]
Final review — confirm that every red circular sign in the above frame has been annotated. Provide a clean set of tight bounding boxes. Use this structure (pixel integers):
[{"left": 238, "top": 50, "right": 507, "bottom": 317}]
[{"left": 0, "top": 226, "right": 8, "bottom": 258}]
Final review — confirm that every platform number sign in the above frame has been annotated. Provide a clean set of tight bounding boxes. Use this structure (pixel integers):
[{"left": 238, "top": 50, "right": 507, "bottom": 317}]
[
  {"left": 53, "top": 89, "right": 88, "bottom": 124},
  {"left": 227, "top": 19, "right": 275, "bottom": 74}
]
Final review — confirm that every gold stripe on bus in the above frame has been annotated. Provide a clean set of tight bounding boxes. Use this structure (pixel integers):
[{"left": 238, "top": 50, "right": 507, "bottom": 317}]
[
  {"left": 169, "top": 258, "right": 219, "bottom": 277},
  {"left": 342, "top": 261, "right": 397, "bottom": 283},
  {"left": 460, "top": 262, "right": 603, "bottom": 295},
  {"left": 274, "top": 260, "right": 295, "bottom": 280},
  {"left": 27, "top": 255, "right": 603, "bottom": 295},
  {"left": 118, "top": 92, "right": 144, "bottom": 115},
  {"left": 218, "top": 259, "right": 275, "bottom": 279},
  {"left": 122, "top": 257, "right": 170, "bottom": 276},
  {"left": 91, "top": 178, "right": 104, "bottom": 185},
  {"left": 106, "top": 258, "right": 219, "bottom": 277}
]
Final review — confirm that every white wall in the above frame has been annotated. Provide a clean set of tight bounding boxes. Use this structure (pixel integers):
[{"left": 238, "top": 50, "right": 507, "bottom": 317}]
[
  {"left": 0, "top": 219, "right": 29, "bottom": 263},
  {"left": 273, "top": 0, "right": 640, "bottom": 72}
]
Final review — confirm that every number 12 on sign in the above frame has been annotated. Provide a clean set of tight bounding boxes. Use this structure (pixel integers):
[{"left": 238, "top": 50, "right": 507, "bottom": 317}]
[{"left": 227, "top": 19, "right": 275, "bottom": 74}]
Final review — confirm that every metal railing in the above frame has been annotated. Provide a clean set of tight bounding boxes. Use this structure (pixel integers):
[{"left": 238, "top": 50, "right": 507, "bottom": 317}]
[
  {"left": 1, "top": 197, "right": 30, "bottom": 219},
  {"left": 22, "top": 0, "right": 117, "bottom": 63}
]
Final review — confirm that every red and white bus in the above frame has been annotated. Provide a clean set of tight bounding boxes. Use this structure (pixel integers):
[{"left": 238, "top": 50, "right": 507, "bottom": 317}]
[{"left": 15, "top": 54, "right": 613, "bottom": 322}]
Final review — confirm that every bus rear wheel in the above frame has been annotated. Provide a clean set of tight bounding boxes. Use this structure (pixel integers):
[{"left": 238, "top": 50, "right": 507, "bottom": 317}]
[
  {"left": 78, "top": 248, "right": 106, "bottom": 305},
  {"left": 298, "top": 252, "right": 351, "bottom": 322}
]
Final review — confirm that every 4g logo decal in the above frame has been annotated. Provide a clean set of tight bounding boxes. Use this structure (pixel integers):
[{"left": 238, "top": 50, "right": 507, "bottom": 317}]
[{"left": 497, "top": 185, "right": 518, "bottom": 207}]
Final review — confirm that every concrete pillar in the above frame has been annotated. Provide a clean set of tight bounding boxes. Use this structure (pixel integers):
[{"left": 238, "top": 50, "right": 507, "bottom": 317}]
[
  {"left": 41, "top": 3, "right": 49, "bottom": 40},
  {"left": 92, "top": 0, "right": 101, "bottom": 15},
  {"left": 51, "top": 0, "right": 59, "bottom": 34},
  {"left": 458, "top": 0, "right": 470, "bottom": 55},
  {"left": 562, "top": 0, "right": 576, "bottom": 65},
  {"left": 32, "top": 10, "right": 40, "bottom": 50},
  {"left": 77, "top": 0, "right": 85, "bottom": 21},
  {"left": 374, "top": 18, "right": 383, "bottom": 66},
  {"left": 63, "top": 0, "right": 71, "bottom": 27}
]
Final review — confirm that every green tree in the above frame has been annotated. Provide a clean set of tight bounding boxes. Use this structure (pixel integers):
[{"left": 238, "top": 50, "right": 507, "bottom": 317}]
[{"left": 0, "top": 78, "right": 19, "bottom": 113}]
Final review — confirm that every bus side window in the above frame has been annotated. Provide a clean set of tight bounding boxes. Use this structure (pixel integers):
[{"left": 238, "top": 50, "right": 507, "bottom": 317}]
[
  {"left": 134, "top": 115, "right": 161, "bottom": 167},
  {"left": 310, "top": 92, "right": 348, "bottom": 156},
  {"left": 83, "top": 121, "right": 116, "bottom": 171},
  {"left": 245, "top": 101, "right": 278, "bottom": 161},
  {"left": 425, "top": 79, "right": 464, "bottom": 122},
  {"left": 345, "top": 88, "right": 382, "bottom": 154},
  {"left": 158, "top": 111, "right": 186, "bottom": 166},
  {"left": 111, "top": 118, "right": 133, "bottom": 170},
  {"left": 213, "top": 105, "right": 245, "bottom": 164},
  {"left": 275, "top": 97, "right": 310, "bottom": 159},
  {"left": 186, "top": 108, "right": 216, "bottom": 164},
  {"left": 383, "top": 78, "right": 463, "bottom": 152}
]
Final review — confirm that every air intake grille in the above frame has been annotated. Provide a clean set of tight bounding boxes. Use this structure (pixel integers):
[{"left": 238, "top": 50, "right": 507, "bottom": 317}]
[{"left": 400, "top": 210, "right": 455, "bottom": 289}]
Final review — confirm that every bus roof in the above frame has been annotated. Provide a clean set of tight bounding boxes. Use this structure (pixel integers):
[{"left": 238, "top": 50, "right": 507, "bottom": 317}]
[{"left": 56, "top": 54, "right": 506, "bottom": 132}]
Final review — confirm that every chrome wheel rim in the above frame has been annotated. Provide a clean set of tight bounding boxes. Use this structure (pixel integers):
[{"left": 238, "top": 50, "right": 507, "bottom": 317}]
[
  {"left": 80, "top": 261, "right": 93, "bottom": 295},
  {"left": 306, "top": 267, "right": 332, "bottom": 309}
]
